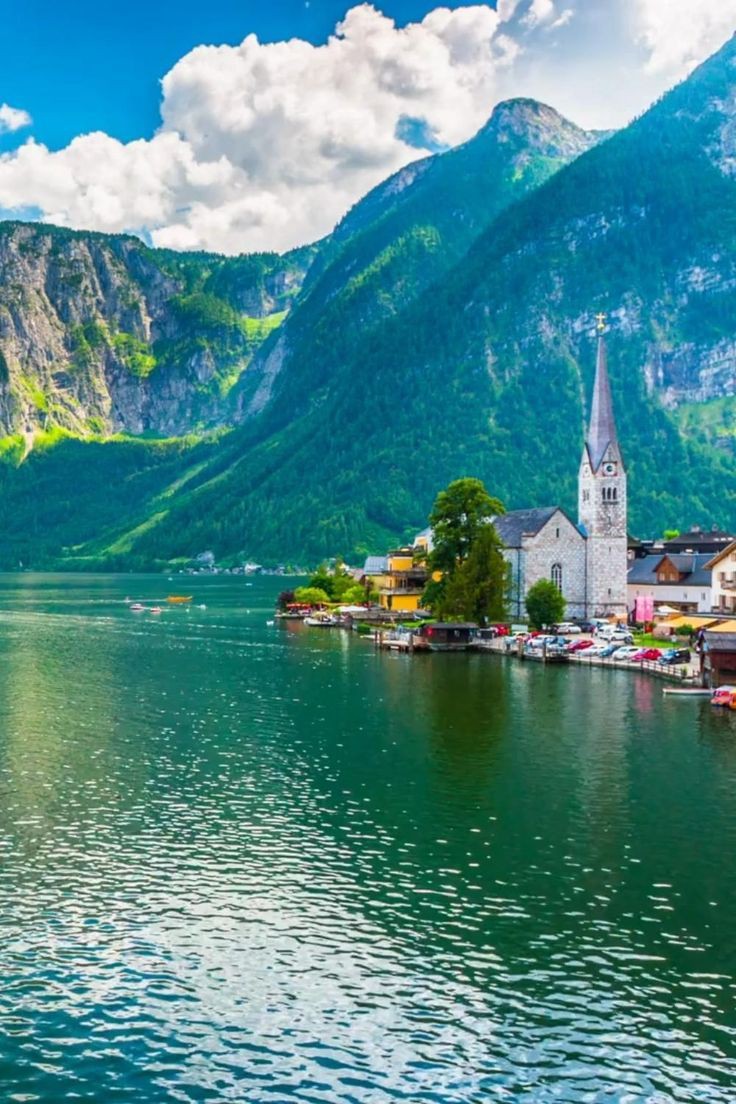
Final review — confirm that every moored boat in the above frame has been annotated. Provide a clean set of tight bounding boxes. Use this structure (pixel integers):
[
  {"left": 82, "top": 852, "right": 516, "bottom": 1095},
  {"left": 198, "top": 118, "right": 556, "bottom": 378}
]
[
  {"left": 711, "top": 685, "right": 736, "bottom": 707},
  {"left": 167, "top": 595, "right": 193, "bottom": 604}
]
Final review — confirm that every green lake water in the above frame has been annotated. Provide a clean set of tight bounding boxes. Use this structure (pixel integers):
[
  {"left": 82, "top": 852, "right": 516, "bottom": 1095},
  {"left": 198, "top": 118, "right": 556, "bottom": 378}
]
[{"left": 0, "top": 573, "right": 735, "bottom": 1103}]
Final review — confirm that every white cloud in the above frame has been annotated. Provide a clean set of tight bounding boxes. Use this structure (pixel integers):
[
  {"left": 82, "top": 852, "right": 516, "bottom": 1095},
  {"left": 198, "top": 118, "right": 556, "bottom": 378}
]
[
  {"left": 634, "top": 0, "right": 736, "bottom": 75},
  {"left": 0, "top": 103, "right": 32, "bottom": 134},
  {"left": 0, "top": 2, "right": 733, "bottom": 254}
]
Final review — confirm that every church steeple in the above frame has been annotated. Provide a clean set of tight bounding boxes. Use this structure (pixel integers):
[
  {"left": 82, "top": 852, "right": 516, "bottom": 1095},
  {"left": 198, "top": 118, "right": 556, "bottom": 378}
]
[
  {"left": 585, "top": 334, "right": 619, "bottom": 473},
  {"left": 578, "top": 318, "right": 628, "bottom": 618}
]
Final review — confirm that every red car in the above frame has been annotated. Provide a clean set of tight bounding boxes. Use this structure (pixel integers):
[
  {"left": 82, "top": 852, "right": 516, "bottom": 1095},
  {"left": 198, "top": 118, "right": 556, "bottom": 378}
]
[
  {"left": 493, "top": 624, "right": 510, "bottom": 637},
  {"left": 631, "top": 647, "right": 662, "bottom": 662},
  {"left": 567, "top": 638, "right": 594, "bottom": 652}
]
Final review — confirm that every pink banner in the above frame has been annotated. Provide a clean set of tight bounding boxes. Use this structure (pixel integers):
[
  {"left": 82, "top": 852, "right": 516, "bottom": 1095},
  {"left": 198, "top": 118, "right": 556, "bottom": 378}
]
[{"left": 634, "top": 596, "right": 654, "bottom": 623}]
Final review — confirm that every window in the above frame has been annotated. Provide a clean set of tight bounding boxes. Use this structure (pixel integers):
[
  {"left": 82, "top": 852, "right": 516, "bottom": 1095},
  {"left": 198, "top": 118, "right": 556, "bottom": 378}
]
[
  {"left": 602, "top": 486, "right": 618, "bottom": 503},
  {"left": 551, "top": 563, "right": 563, "bottom": 591},
  {"left": 582, "top": 490, "right": 590, "bottom": 502},
  {"left": 556, "top": 527, "right": 560, "bottom": 539}
]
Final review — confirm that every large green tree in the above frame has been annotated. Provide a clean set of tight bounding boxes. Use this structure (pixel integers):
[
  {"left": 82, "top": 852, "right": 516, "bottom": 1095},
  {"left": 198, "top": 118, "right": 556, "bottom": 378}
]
[
  {"left": 438, "top": 524, "right": 509, "bottom": 623},
  {"left": 525, "top": 578, "right": 566, "bottom": 629},
  {"left": 428, "top": 478, "right": 505, "bottom": 574}
]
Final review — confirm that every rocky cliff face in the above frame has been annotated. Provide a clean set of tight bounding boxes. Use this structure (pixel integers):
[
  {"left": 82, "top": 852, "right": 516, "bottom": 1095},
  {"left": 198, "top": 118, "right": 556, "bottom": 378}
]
[{"left": 0, "top": 224, "right": 312, "bottom": 439}]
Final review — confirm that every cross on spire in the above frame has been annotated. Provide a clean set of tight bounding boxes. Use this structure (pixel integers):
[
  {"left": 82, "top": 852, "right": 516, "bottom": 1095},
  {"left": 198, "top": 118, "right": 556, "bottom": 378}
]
[{"left": 595, "top": 311, "right": 607, "bottom": 333}]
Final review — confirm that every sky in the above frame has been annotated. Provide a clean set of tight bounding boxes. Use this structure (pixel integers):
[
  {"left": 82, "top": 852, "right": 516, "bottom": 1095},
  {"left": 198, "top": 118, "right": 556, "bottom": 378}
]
[{"left": 0, "top": 0, "right": 734, "bottom": 254}]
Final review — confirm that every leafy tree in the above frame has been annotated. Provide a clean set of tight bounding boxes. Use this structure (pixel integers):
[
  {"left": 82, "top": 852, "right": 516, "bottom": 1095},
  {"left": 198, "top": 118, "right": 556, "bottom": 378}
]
[
  {"left": 428, "top": 478, "right": 505, "bottom": 574},
  {"left": 293, "top": 586, "right": 330, "bottom": 606},
  {"left": 277, "top": 589, "right": 295, "bottom": 610},
  {"left": 437, "top": 524, "right": 509, "bottom": 623},
  {"left": 663, "top": 529, "right": 680, "bottom": 540},
  {"left": 525, "top": 578, "right": 566, "bottom": 629}
]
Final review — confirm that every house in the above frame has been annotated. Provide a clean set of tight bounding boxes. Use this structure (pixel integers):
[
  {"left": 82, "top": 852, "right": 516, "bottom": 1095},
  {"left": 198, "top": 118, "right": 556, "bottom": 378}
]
[
  {"left": 364, "top": 547, "right": 429, "bottom": 613},
  {"left": 665, "top": 528, "right": 735, "bottom": 555},
  {"left": 706, "top": 541, "right": 736, "bottom": 615},
  {"left": 627, "top": 553, "right": 713, "bottom": 616},
  {"left": 417, "top": 622, "right": 477, "bottom": 650},
  {"left": 701, "top": 622, "right": 736, "bottom": 687}
]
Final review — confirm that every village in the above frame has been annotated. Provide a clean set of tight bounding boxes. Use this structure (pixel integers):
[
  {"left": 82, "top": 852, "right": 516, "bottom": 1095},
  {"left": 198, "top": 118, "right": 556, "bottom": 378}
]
[{"left": 277, "top": 327, "right": 736, "bottom": 698}]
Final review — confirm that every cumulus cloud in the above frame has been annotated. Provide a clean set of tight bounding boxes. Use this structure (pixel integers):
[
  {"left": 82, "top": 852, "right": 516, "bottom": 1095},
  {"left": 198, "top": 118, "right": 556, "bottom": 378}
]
[
  {"left": 0, "top": 1, "right": 733, "bottom": 254},
  {"left": 0, "top": 103, "right": 32, "bottom": 134},
  {"left": 634, "top": 0, "right": 736, "bottom": 75},
  {"left": 0, "top": 4, "right": 517, "bottom": 253}
]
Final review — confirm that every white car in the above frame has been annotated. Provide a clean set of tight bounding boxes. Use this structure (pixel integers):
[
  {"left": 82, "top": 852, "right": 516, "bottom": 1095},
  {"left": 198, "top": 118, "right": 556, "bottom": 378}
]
[
  {"left": 556, "top": 622, "right": 581, "bottom": 634},
  {"left": 598, "top": 628, "right": 633, "bottom": 644},
  {"left": 612, "top": 646, "right": 640, "bottom": 661}
]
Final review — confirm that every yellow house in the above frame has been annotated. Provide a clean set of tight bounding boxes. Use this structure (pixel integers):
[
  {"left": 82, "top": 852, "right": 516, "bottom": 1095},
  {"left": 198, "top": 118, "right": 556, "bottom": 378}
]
[{"left": 363, "top": 546, "right": 429, "bottom": 612}]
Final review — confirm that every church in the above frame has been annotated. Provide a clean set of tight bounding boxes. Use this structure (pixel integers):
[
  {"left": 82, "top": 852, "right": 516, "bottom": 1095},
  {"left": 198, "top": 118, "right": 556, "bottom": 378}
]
[{"left": 491, "top": 328, "right": 628, "bottom": 621}]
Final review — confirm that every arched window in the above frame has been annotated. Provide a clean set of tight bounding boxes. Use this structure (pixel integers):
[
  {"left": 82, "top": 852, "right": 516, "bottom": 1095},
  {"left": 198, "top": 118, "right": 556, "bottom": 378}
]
[{"left": 551, "top": 563, "right": 563, "bottom": 591}]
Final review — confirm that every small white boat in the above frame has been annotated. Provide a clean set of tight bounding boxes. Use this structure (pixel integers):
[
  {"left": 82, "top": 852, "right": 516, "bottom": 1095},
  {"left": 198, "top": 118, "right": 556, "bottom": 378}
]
[
  {"left": 304, "top": 615, "right": 336, "bottom": 627},
  {"left": 662, "top": 686, "right": 711, "bottom": 696}
]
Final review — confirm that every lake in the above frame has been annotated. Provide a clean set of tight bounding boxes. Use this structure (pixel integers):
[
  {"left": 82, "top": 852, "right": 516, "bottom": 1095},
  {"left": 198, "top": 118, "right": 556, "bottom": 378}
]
[{"left": 0, "top": 573, "right": 734, "bottom": 1103}]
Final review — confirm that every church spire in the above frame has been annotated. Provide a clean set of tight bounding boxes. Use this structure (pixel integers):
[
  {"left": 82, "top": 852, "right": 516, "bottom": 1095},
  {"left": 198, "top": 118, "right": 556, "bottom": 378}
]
[{"left": 585, "top": 328, "right": 618, "bottom": 472}]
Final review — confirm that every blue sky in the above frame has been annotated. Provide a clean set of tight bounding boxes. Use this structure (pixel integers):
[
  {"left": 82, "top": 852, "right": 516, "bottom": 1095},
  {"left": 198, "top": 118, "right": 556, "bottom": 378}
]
[
  {"left": 0, "top": 1, "right": 473, "bottom": 151},
  {"left": 0, "top": 0, "right": 733, "bottom": 254}
]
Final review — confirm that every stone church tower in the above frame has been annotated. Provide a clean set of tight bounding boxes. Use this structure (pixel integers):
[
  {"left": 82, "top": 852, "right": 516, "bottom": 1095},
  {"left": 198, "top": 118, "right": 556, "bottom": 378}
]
[{"left": 578, "top": 331, "right": 628, "bottom": 618}]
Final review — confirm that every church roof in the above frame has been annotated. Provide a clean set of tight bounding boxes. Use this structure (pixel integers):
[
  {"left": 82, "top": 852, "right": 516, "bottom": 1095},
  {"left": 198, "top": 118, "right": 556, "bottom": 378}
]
[
  {"left": 492, "top": 507, "right": 560, "bottom": 549},
  {"left": 586, "top": 336, "right": 619, "bottom": 472}
]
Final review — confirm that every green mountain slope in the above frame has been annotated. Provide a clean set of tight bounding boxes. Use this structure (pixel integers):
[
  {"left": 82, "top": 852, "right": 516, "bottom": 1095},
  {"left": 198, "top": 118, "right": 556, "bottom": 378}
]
[
  {"left": 1, "top": 38, "right": 736, "bottom": 569},
  {"left": 236, "top": 99, "right": 599, "bottom": 417},
  {"left": 118, "top": 34, "right": 736, "bottom": 564}
]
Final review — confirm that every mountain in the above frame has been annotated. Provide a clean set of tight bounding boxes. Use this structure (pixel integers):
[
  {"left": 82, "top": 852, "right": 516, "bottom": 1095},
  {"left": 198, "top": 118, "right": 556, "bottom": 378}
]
[
  {"left": 236, "top": 99, "right": 599, "bottom": 418},
  {"left": 0, "top": 38, "right": 735, "bottom": 569},
  {"left": 0, "top": 222, "right": 314, "bottom": 439}
]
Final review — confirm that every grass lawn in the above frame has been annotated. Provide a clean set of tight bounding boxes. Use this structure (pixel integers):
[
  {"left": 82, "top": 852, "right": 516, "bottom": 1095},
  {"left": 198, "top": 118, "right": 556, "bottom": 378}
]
[{"left": 633, "top": 631, "right": 687, "bottom": 649}]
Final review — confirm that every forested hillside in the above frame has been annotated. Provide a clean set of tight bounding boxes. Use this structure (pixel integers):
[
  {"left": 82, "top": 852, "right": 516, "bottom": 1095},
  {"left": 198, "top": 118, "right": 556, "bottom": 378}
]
[{"left": 0, "top": 35, "right": 735, "bottom": 569}]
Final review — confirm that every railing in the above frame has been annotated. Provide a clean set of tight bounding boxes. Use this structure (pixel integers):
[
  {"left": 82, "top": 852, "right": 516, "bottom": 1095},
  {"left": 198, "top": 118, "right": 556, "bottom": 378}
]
[{"left": 569, "top": 653, "right": 691, "bottom": 680}]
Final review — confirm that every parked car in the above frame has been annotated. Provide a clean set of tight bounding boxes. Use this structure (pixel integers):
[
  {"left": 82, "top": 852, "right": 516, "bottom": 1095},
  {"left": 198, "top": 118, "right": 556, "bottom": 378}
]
[
  {"left": 631, "top": 647, "right": 662, "bottom": 662},
  {"left": 574, "top": 620, "right": 597, "bottom": 633},
  {"left": 493, "top": 624, "right": 510, "bottom": 637},
  {"left": 556, "top": 622, "right": 581, "bottom": 634},
  {"left": 598, "top": 627, "right": 634, "bottom": 644},
  {"left": 612, "top": 646, "right": 641, "bottom": 661},
  {"left": 598, "top": 644, "right": 620, "bottom": 658},
  {"left": 567, "top": 638, "right": 595, "bottom": 653},
  {"left": 659, "top": 648, "right": 691, "bottom": 665}
]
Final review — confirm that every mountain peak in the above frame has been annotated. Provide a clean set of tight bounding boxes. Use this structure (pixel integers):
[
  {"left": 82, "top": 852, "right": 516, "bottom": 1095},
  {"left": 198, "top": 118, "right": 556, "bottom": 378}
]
[{"left": 478, "top": 97, "right": 601, "bottom": 158}]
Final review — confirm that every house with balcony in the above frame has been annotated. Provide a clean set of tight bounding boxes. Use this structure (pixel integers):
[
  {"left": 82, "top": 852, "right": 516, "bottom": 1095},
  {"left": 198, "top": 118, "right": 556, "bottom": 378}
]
[
  {"left": 706, "top": 541, "right": 736, "bottom": 615},
  {"left": 362, "top": 547, "right": 429, "bottom": 613}
]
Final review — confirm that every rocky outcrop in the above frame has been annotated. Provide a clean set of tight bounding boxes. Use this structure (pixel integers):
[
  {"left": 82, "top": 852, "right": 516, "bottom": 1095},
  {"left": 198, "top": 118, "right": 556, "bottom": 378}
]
[{"left": 0, "top": 223, "right": 312, "bottom": 438}]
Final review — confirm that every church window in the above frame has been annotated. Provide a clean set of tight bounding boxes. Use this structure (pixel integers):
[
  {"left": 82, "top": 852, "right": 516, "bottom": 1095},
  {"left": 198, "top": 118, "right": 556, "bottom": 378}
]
[
  {"left": 551, "top": 563, "right": 563, "bottom": 591},
  {"left": 583, "top": 490, "right": 589, "bottom": 502},
  {"left": 556, "top": 527, "right": 560, "bottom": 538}
]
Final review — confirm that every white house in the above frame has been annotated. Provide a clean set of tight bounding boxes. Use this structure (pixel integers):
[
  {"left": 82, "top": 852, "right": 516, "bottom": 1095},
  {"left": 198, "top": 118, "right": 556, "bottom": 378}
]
[
  {"left": 706, "top": 541, "right": 736, "bottom": 615},
  {"left": 627, "top": 553, "right": 713, "bottom": 615}
]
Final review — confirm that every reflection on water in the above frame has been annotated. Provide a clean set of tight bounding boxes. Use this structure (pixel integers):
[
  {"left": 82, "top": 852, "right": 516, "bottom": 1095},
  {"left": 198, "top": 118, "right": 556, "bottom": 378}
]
[{"left": 0, "top": 574, "right": 734, "bottom": 1102}]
